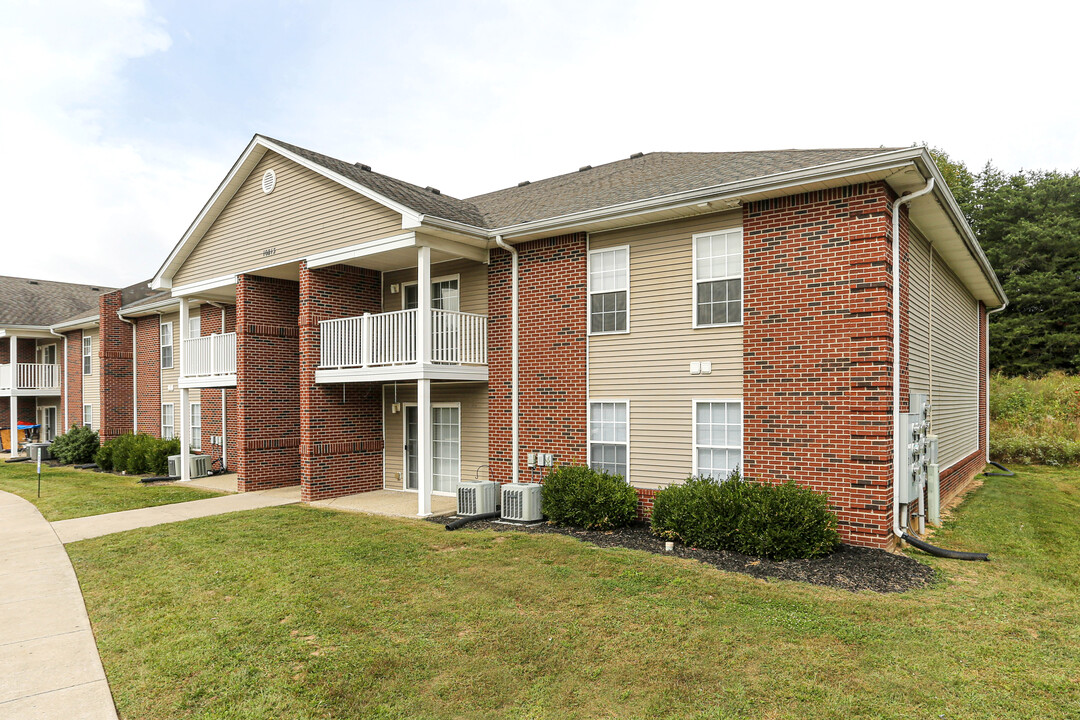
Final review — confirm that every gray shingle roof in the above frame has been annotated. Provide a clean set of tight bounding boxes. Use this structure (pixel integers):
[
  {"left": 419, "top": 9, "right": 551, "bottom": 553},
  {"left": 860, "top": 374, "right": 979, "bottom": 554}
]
[
  {"left": 0, "top": 276, "right": 114, "bottom": 327},
  {"left": 264, "top": 138, "right": 901, "bottom": 230}
]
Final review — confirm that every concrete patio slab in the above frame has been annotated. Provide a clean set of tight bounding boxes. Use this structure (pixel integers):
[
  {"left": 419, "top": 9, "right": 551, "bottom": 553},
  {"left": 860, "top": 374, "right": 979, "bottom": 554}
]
[
  {"left": 309, "top": 489, "right": 457, "bottom": 518},
  {"left": 179, "top": 472, "right": 239, "bottom": 493},
  {"left": 0, "top": 491, "right": 117, "bottom": 719},
  {"left": 51, "top": 485, "right": 302, "bottom": 543}
]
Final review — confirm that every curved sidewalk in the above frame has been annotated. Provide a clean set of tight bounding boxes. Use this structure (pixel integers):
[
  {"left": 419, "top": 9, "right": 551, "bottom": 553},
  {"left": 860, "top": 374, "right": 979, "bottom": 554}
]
[{"left": 0, "top": 491, "right": 117, "bottom": 720}]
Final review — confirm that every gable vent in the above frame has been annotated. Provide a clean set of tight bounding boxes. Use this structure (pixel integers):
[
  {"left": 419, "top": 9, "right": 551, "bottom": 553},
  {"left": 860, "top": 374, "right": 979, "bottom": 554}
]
[{"left": 261, "top": 169, "right": 276, "bottom": 194}]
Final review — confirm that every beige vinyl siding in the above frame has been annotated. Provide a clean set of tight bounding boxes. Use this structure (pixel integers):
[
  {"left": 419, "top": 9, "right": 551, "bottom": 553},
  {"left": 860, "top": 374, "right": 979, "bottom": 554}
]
[
  {"left": 174, "top": 152, "right": 404, "bottom": 287},
  {"left": 908, "top": 229, "right": 980, "bottom": 468},
  {"left": 83, "top": 328, "right": 100, "bottom": 430},
  {"left": 381, "top": 259, "right": 488, "bottom": 314},
  {"left": 589, "top": 211, "right": 743, "bottom": 490},
  {"left": 382, "top": 382, "right": 489, "bottom": 491},
  {"left": 160, "top": 311, "right": 182, "bottom": 431}
]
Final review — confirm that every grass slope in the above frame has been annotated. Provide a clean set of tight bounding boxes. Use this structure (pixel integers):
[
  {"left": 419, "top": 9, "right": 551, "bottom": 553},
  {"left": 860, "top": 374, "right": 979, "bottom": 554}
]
[
  {"left": 67, "top": 466, "right": 1080, "bottom": 719},
  {"left": 0, "top": 463, "right": 221, "bottom": 521}
]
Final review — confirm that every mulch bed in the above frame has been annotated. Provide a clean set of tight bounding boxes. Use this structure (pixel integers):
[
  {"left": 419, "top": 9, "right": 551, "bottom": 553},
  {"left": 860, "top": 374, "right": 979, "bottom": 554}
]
[{"left": 436, "top": 518, "right": 935, "bottom": 593}]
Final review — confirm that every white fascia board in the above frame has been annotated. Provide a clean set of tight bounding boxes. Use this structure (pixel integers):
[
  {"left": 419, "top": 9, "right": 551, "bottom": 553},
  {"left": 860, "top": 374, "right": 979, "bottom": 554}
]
[
  {"left": 171, "top": 274, "right": 239, "bottom": 298},
  {"left": 50, "top": 315, "right": 100, "bottom": 332},
  {"left": 305, "top": 232, "right": 416, "bottom": 270},
  {"left": 118, "top": 298, "right": 182, "bottom": 317},
  {"left": 417, "top": 214, "right": 490, "bottom": 240}
]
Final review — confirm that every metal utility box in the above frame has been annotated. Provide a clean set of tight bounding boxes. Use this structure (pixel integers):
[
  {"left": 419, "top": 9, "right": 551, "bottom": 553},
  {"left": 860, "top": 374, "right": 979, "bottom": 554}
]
[{"left": 897, "top": 393, "right": 930, "bottom": 505}]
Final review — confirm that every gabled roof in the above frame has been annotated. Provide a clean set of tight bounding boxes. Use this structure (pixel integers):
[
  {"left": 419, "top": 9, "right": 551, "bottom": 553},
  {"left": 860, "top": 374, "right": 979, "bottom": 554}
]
[{"left": 0, "top": 276, "right": 114, "bottom": 327}]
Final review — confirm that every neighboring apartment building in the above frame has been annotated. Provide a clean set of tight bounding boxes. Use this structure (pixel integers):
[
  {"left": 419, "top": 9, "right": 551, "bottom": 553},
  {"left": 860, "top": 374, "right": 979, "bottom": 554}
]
[{"left": 3, "top": 136, "right": 1006, "bottom": 550}]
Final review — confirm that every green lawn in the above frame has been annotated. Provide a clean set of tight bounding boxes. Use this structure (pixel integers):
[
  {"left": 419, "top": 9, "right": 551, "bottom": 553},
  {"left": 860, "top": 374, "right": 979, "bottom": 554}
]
[
  {"left": 65, "top": 466, "right": 1080, "bottom": 719},
  {"left": 0, "top": 462, "right": 222, "bottom": 521}
]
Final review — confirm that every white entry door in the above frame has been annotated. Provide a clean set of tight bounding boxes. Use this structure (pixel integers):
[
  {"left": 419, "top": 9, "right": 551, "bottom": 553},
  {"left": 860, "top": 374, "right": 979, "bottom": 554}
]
[
  {"left": 38, "top": 406, "right": 57, "bottom": 442},
  {"left": 403, "top": 403, "right": 460, "bottom": 494}
]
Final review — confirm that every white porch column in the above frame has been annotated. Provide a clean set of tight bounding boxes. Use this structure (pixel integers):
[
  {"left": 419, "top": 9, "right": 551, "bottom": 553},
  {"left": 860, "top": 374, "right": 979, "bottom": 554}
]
[
  {"left": 9, "top": 335, "right": 17, "bottom": 456},
  {"left": 417, "top": 246, "right": 433, "bottom": 516},
  {"left": 179, "top": 298, "right": 191, "bottom": 482}
]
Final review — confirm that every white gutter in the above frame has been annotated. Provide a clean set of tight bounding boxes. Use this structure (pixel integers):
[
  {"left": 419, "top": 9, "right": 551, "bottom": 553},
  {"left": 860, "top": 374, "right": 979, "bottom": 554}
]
[
  {"left": 893, "top": 176, "right": 936, "bottom": 540},
  {"left": 493, "top": 235, "right": 519, "bottom": 483},
  {"left": 117, "top": 313, "right": 138, "bottom": 433},
  {"left": 47, "top": 328, "right": 68, "bottom": 430}
]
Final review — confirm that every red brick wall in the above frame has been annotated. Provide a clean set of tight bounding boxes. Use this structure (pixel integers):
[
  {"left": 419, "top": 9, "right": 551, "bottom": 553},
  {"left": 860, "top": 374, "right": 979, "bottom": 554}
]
[
  {"left": 135, "top": 316, "right": 162, "bottom": 436},
  {"left": 199, "top": 304, "right": 238, "bottom": 470},
  {"left": 64, "top": 330, "right": 83, "bottom": 431},
  {"left": 236, "top": 274, "right": 301, "bottom": 491},
  {"left": 99, "top": 290, "right": 134, "bottom": 441},
  {"left": 742, "top": 182, "right": 901, "bottom": 548},
  {"left": 298, "top": 262, "right": 384, "bottom": 501},
  {"left": 488, "top": 233, "right": 588, "bottom": 483}
]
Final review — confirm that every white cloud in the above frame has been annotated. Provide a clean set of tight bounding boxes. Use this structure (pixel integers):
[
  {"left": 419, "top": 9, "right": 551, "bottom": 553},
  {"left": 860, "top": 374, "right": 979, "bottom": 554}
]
[{"left": 0, "top": 0, "right": 220, "bottom": 288}]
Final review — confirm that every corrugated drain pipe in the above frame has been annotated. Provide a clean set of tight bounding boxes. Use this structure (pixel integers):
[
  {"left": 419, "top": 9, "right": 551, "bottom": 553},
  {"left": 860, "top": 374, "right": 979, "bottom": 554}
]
[{"left": 494, "top": 235, "right": 519, "bottom": 483}]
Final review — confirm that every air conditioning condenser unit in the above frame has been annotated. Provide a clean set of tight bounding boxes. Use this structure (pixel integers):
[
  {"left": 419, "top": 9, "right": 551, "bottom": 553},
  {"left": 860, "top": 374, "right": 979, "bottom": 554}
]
[
  {"left": 167, "top": 454, "right": 210, "bottom": 479},
  {"left": 457, "top": 480, "right": 497, "bottom": 516},
  {"left": 501, "top": 483, "right": 543, "bottom": 522}
]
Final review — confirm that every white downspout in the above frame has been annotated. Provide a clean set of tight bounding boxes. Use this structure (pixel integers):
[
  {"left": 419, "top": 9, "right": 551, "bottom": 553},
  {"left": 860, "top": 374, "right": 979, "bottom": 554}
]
[
  {"left": 118, "top": 312, "right": 137, "bottom": 434},
  {"left": 892, "top": 176, "right": 935, "bottom": 540},
  {"left": 494, "top": 235, "right": 519, "bottom": 483},
  {"left": 48, "top": 328, "right": 67, "bottom": 430}
]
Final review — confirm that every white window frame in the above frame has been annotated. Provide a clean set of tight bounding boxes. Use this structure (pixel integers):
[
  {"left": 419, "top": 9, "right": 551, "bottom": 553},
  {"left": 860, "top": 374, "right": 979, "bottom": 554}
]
[
  {"left": 692, "top": 228, "right": 744, "bottom": 328},
  {"left": 39, "top": 406, "right": 57, "bottom": 442},
  {"left": 160, "top": 321, "right": 174, "bottom": 369},
  {"left": 402, "top": 401, "right": 461, "bottom": 496},
  {"left": 400, "top": 274, "right": 461, "bottom": 311},
  {"left": 38, "top": 343, "right": 57, "bottom": 365},
  {"left": 692, "top": 398, "right": 743, "bottom": 480},
  {"left": 162, "top": 403, "right": 175, "bottom": 440},
  {"left": 188, "top": 315, "right": 201, "bottom": 340},
  {"left": 588, "top": 399, "right": 630, "bottom": 481},
  {"left": 587, "top": 245, "right": 630, "bottom": 335},
  {"left": 82, "top": 337, "right": 92, "bottom": 375},
  {"left": 83, "top": 403, "right": 93, "bottom": 429},
  {"left": 189, "top": 401, "right": 201, "bottom": 450}
]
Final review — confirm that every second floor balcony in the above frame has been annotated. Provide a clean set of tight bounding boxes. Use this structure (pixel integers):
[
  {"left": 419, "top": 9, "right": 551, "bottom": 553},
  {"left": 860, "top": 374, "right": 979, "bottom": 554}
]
[
  {"left": 0, "top": 363, "right": 61, "bottom": 396},
  {"left": 180, "top": 332, "right": 237, "bottom": 388},
  {"left": 316, "top": 308, "right": 488, "bottom": 383}
]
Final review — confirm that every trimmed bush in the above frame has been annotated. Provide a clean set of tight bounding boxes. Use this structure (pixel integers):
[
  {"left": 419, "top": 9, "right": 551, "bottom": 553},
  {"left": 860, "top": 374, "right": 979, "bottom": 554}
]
[
  {"left": 541, "top": 465, "right": 639, "bottom": 530},
  {"left": 49, "top": 425, "right": 100, "bottom": 465},
  {"left": 95, "top": 433, "right": 182, "bottom": 476},
  {"left": 651, "top": 470, "right": 840, "bottom": 560}
]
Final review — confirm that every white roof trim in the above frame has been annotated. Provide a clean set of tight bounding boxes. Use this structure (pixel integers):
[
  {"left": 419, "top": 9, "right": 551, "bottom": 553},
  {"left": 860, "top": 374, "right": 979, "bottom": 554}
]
[
  {"left": 50, "top": 315, "right": 100, "bottom": 332},
  {"left": 305, "top": 232, "right": 416, "bottom": 270}
]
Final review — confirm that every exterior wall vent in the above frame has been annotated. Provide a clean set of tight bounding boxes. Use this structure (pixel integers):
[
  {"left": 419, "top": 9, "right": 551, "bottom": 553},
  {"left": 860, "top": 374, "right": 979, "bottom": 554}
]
[{"left": 261, "top": 169, "right": 276, "bottom": 195}]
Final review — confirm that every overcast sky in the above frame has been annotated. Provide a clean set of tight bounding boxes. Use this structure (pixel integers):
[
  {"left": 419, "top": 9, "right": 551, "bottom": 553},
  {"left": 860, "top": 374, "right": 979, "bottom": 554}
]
[{"left": 2, "top": 0, "right": 1076, "bottom": 288}]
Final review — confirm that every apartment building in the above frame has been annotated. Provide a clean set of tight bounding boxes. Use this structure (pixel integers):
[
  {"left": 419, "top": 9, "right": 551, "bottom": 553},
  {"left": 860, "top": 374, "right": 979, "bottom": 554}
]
[{"left": 4, "top": 137, "right": 1006, "bottom": 549}]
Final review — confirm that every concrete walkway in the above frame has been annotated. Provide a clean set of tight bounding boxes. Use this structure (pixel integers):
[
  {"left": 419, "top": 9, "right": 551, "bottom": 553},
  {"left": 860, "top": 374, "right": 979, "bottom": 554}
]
[
  {"left": 309, "top": 489, "right": 457, "bottom": 518},
  {"left": 52, "top": 486, "right": 302, "bottom": 544},
  {"left": 0, "top": 492, "right": 118, "bottom": 719}
]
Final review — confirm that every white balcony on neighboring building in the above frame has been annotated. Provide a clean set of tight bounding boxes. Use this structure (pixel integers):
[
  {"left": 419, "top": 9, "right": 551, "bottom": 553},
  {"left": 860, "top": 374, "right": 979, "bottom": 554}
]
[
  {"left": 0, "top": 363, "right": 61, "bottom": 396},
  {"left": 179, "top": 332, "right": 237, "bottom": 388},
  {"left": 316, "top": 308, "right": 488, "bottom": 383}
]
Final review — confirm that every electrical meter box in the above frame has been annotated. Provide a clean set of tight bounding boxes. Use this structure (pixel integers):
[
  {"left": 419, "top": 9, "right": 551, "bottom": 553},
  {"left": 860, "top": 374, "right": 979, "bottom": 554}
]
[{"left": 898, "top": 393, "right": 930, "bottom": 505}]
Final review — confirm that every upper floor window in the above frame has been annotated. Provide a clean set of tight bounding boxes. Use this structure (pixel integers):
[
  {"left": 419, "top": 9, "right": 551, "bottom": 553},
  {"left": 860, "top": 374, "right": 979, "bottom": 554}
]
[
  {"left": 589, "top": 400, "right": 628, "bottom": 479},
  {"left": 82, "top": 337, "right": 92, "bottom": 375},
  {"left": 589, "top": 246, "right": 628, "bottom": 334},
  {"left": 161, "top": 321, "right": 174, "bottom": 369},
  {"left": 693, "top": 229, "right": 742, "bottom": 327}
]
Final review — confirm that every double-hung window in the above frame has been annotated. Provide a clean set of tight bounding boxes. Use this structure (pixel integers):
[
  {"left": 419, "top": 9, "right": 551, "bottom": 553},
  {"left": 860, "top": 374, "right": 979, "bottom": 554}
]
[
  {"left": 82, "top": 337, "right": 92, "bottom": 375},
  {"left": 589, "top": 247, "right": 629, "bottom": 334},
  {"left": 588, "top": 400, "right": 628, "bottom": 479},
  {"left": 693, "top": 229, "right": 742, "bottom": 326},
  {"left": 162, "top": 403, "right": 175, "bottom": 440},
  {"left": 160, "top": 321, "right": 173, "bottom": 369},
  {"left": 82, "top": 404, "right": 92, "bottom": 428},
  {"left": 188, "top": 316, "right": 201, "bottom": 340},
  {"left": 190, "top": 402, "right": 202, "bottom": 450},
  {"left": 693, "top": 400, "right": 742, "bottom": 480}
]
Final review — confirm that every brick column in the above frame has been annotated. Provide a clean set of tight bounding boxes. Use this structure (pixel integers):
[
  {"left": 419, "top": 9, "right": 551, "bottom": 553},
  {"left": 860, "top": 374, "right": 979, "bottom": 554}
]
[
  {"left": 488, "top": 233, "right": 588, "bottom": 484},
  {"left": 298, "top": 262, "right": 383, "bottom": 502},
  {"left": 743, "top": 182, "right": 900, "bottom": 548},
  {"left": 235, "top": 274, "right": 300, "bottom": 491},
  {"left": 99, "top": 290, "right": 134, "bottom": 441}
]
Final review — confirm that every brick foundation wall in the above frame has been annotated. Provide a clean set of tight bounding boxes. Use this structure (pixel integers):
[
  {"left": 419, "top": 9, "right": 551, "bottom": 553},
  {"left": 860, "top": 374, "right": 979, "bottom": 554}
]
[
  {"left": 199, "top": 304, "right": 238, "bottom": 470},
  {"left": 742, "top": 182, "right": 902, "bottom": 548},
  {"left": 298, "top": 262, "right": 384, "bottom": 501},
  {"left": 236, "top": 275, "right": 301, "bottom": 491},
  {"left": 135, "top": 316, "right": 162, "bottom": 436},
  {"left": 488, "top": 233, "right": 588, "bottom": 484},
  {"left": 64, "top": 330, "right": 83, "bottom": 431},
  {"left": 99, "top": 290, "right": 134, "bottom": 441}
]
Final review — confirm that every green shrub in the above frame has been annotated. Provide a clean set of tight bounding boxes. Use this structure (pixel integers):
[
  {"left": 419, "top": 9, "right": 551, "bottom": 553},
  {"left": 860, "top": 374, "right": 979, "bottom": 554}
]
[
  {"left": 541, "top": 465, "right": 639, "bottom": 530},
  {"left": 95, "top": 433, "right": 184, "bottom": 476},
  {"left": 989, "top": 372, "right": 1080, "bottom": 465},
  {"left": 650, "top": 470, "right": 840, "bottom": 561},
  {"left": 49, "top": 425, "right": 100, "bottom": 464}
]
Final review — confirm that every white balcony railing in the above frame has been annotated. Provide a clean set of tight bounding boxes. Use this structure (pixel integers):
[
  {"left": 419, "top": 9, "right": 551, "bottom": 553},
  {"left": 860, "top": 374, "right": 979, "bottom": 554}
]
[
  {"left": 0, "top": 363, "right": 60, "bottom": 392},
  {"left": 182, "top": 333, "right": 237, "bottom": 378},
  {"left": 319, "top": 309, "right": 487, "bottom": 370}
]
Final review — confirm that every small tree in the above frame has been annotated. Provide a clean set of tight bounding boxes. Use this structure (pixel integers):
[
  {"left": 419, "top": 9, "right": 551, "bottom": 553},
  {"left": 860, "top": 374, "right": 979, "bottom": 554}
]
[{"left": 49, "top": 425, "right": 100, "bottom": 465}]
